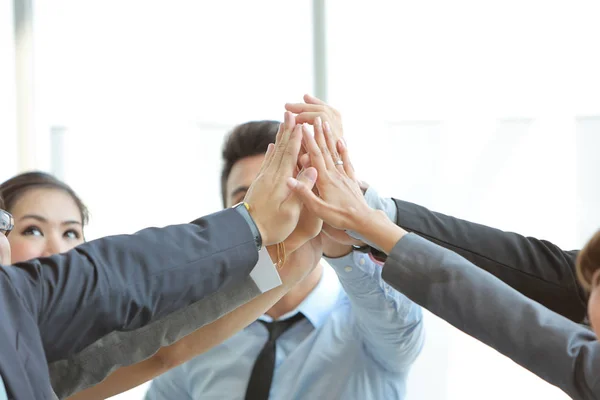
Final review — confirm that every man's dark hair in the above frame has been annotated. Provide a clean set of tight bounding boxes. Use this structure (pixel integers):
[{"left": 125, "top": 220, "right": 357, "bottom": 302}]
[{"left": 221, "top": 120, "right": 279, "bottom": 207}]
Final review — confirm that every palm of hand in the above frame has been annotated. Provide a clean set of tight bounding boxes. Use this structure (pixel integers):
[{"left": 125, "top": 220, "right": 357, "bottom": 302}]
[{"left": 316, "top": 173, "right": 368, "bottom": 227}]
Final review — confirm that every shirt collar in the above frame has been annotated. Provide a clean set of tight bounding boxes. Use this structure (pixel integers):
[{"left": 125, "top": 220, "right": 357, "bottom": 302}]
[{"left": 259, "top": 263, "right": 342, "bottom": 329}]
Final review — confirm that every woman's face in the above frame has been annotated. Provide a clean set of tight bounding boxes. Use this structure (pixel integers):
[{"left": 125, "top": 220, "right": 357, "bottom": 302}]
[
  {"left": 588, "top": 270, "right": 600, "bottom": 337},
  {"left": 8, "top": 188, "right": 84, "bottom": 263}
]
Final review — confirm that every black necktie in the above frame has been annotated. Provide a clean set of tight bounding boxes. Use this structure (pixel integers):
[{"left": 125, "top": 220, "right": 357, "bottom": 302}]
[{"left": 244, "top": 313, "right": 305, "bottom": 400}]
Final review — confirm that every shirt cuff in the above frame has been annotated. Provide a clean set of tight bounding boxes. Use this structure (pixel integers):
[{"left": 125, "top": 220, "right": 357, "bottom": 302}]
[
  {"left": 250, "top": 247, "right": 282, "bottom": 293},
  {"left": 324, "top": 251, "right": 375, "bottom": 280},
  {"left": 365, "top": 187, "right": 398, "bottom": 222}
]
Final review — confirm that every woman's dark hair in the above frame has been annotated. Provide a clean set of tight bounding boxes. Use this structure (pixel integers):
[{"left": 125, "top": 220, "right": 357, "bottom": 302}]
[
  {"left": 0, "top": 193, "right": 4, "bottom": 210},
  {"left": 576, "top": 230, "right": 600, "bottom": 291},
  {"left": 0, "top": 172, "right": 89, "bottom": 225}
]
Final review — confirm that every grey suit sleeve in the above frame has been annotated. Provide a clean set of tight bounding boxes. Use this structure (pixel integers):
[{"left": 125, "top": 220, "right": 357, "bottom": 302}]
[
  {"left": 382, "top": 233, "right": 600, "bottom": 400},
  {"left": 349, "top": 188, "right": 585, "bottom": 321},
  {"left": 4, "top": 208, "right": 258, "bottom": 364},
  {"left": 48, "top": 276, "right": 261, "bottom": 398},
  {"left": 391, "top": 198, "right": 586, "bottom": 323}
]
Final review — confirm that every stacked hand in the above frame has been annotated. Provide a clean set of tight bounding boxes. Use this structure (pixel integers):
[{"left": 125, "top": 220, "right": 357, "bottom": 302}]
[
  {"left": 242, "top": 111, "right": 322, "bottom": 285},
  {"left": 242, "top": 95, "right": 401, "bottom": 287},
  {"left": 243, "top": 111, "right": 319, "bottom": 247},
  {"left": 285, "top": 95, "right": 407, "bottom": 255},
  {"left": 286, "top": 106, "right": 373, "bottom": 234},
  {"left": 286, "top": 96, "right": 367, "bottom": 257}
]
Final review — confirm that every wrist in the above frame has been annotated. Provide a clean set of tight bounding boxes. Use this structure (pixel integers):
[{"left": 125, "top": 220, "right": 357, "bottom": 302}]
[
  {"left": 234, "top": 202, "right": 266, "bottom": 248},
  {"left": 351, "top": 208, "right": 382, "bottom": 237},
  {"left": 323, "top": 245, "right": 353, "bottom": 259},
  {"left": 266, "top": 246, "right": 290, "bottom": 290},
  {"left": 267, "top": 246, "right": 298, "bottom": 290},
  {"left": 358, "top": 210, "right": 407, "bottom": 255},
  {"left": 266, "top": 245, "right": 277, "bottom": 264}
]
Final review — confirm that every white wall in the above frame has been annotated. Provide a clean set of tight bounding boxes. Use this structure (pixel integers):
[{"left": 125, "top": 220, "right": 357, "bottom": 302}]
[
  {"left": 0, "top": 0, "right": 18, "bottom": 181},
  {"left": 327, "top": 1, "right": 600, "bottom": 399},
  {"left": 33, "top": 1, "right": 314, "bottom": 398},
  {"left": 33, "top": 0, "right": 314, "bottom": 241}
]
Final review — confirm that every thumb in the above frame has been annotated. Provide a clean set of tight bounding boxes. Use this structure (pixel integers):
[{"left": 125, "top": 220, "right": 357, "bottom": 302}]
[
  {"left": 281, "top": 167, "right": 317, "bottom": 205},
  {"left": 296, "top": 167, "right": 317, "bottom": 190},
  {"left": 286, "top": 167, "right": 317, "bottom": 199},
  {"left": 286, "top": 167, "right": 328, "bottom": 217}
]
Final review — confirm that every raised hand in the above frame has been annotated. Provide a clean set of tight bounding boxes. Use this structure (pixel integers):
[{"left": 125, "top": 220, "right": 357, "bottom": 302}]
[
  {"left": 288, "top": 116, "right": 407, "bottom": 255},
  {"left": 285, "top": 94, "right": 344, "bottom": 138},
  {"left": 243, "top": 112, "right": 318, "bottom": 246},
  {"left": 286, "top": 117, "right": 373, "bottom": 233}
]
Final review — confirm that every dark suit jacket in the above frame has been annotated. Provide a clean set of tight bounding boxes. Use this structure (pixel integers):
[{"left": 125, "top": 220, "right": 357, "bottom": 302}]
[
  {"left": 392, "top": 198, "right": 587, "bottom": 322},
  {"left": 382, "top": 233, "right": 600, "bottom": 400},
  {"left": 0, "top": 209, "right": 258, "bottom": 399}
]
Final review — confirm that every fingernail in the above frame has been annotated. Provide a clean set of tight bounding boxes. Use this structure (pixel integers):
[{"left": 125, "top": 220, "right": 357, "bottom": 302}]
[
  {"left": 304, "top": 167, "right": 318, "bottom": 182},
  {"left": 324, "top": 121, "right": 331, "bottom": 133},
  {"left": 315, "top": 116, "right": 322, "bottom": 127},
  {"left": 286, "top": 177, "right": 298, "bottom": 188},
  {"left": 337, "top": 138, "right": 346, "bottom": 151}
]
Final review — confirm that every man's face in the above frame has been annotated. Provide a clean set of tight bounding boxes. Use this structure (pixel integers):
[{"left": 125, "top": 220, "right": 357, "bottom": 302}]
[{"left": 225, "top": 154, "right": 266, "bottom": 208}]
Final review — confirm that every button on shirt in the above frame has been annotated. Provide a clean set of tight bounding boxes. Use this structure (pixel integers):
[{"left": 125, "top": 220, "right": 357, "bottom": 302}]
[{"left": 145, "top": 252, "right": 424, "bottom": 400}]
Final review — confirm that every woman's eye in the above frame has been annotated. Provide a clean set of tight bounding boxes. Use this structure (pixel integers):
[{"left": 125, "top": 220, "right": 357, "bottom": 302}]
[
  {"left": 22, "top": 226, "right": 43, "bottom": 237},
  {"left": 64, "top": 230, "right": 81, "bottom": 240}
]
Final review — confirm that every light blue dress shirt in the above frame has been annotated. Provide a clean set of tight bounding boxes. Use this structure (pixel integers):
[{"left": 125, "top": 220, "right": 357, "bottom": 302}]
[
  {"left": 145, "top": 251, "right": 424, "bottom": 400},
  {"left": 0, "top": 375, "right": 7, "bottom": 400}
]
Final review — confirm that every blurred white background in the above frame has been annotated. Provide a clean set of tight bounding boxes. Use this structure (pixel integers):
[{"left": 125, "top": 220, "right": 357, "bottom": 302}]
[{"left": 2, "top": 0, "right": 600, "bottom": 399}]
